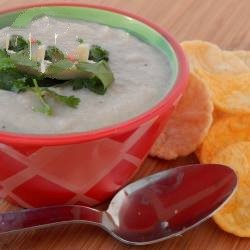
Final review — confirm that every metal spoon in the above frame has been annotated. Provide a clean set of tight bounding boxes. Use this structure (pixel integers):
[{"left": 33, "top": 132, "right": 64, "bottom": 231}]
[{"left": 0, "top": 164, "right": 237, "bottom": 245}]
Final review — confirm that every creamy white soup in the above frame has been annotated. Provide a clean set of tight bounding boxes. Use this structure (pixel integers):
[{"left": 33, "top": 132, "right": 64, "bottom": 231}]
[{"left": 0, "top": 16, "right": 172, "bottom": 134}]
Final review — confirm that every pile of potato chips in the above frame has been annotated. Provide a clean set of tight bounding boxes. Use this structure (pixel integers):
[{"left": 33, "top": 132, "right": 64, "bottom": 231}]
[{"left": 150, "top": 41, "right": 250, "bottom": 237}]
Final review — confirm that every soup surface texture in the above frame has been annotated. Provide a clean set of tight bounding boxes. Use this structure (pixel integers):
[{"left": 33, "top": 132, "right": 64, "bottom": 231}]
[{"left": 0, "top": 16, "right": 172, "bottom": 134}]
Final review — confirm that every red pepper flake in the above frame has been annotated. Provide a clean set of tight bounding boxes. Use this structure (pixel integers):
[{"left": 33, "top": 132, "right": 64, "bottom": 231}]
[
  {"left": 66, "top": 53, "right": 76, "bottom": 62},
  {"left": 31, "top": 38, "right": 37, "bottom": 44}
]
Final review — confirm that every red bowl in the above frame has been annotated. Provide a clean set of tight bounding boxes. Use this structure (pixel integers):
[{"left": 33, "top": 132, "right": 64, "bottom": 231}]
[{"left": 0, "top": 3, "right": 189, "bottom": 208}]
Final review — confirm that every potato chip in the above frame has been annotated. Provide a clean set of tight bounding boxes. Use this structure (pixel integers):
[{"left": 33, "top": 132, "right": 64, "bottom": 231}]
[
  {"left": 199, "top": 115, "right": 250, "bottom": 163},
  {"left": 181, "top": 41, "right": 250, "bottom": 115},
  {"left": 194, "top": 69, "right": 250, "bottom": 115},
  {"left": 212, "top": 141, "right": 250, "bottom": 237},
  {"left": 212, "top": 109, "right": 230, "bottom": 122},
  {"left": 150, "top": 73, "right": 213, "bottom": 160},
  {"left": 195, "top": 110, "right": 229, "bottom": 158},
  {"left": 181, "top": 41, "right": 249, "bottom": 74}
]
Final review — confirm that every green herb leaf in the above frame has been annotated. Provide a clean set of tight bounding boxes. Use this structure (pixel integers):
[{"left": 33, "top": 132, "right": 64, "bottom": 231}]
[
  {"left": 76, "top": 60, "right": 114, "bottom": 94},
  {"left": 31, "top": 79, "right": 80, "bottom": 115},
  {"left": 77, "top": 38, "right": 84, "bottom": 44},
  {"left": 82, "top": 77, "right": 107, "bottom": 95},
  {"left": 67, "top": 77, "right": 107, "bottom": 94},
  {"left": 8, "top": 35, "right": 28, "bottom": 52},
  {"left": 0, "top": 49, "right": 15, "bottom": 71},
  {"left": 0, "top": 57, "right": 16, "bottom": 71},
  {"left": 10, "top": 78, "right": 29, "bottom": 93},
  {"left": 0, "top": 49, "right": 7, "bottom": 57},
  {"left": 0, "top": 70, "right": 28, "bottom": 92},
  {"left": 10, "top": 52, "right": 41, "bottom": 76},
  {"left": 46, "top": 89, "right": 80, "bottom": 108},
  {"left": 31, "top": 79, "right": 53, "bottom": 115},
  {"left": 89, "top": 45, "right": 109, "bottom": 62},
  {"left": 45, "top": 46, "right": 65, "bottom": 63},
  {"left": 67, "top": 78, "right": 86, "bottom": 90},
  {"left": 46, "top": 59, "right": 74, "bottom": 75},
  {"left": 10, "top": 52, "right": 39, "bottom": 68}
]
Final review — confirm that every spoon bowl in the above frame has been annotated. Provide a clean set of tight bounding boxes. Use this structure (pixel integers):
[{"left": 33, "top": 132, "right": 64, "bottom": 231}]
[{"left": 0, "top": 164, "right": 237, "bottom": 245}]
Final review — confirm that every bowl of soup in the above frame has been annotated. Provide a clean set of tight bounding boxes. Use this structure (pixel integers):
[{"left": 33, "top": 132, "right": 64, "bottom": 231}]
[{"left": 0, "top": 3, "right": 188, "bottom": 208}]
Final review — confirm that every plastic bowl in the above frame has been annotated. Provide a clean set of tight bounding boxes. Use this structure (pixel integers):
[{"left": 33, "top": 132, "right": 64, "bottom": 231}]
[{"left": 0, "top": 3, "right": 188, "bottom": 208}]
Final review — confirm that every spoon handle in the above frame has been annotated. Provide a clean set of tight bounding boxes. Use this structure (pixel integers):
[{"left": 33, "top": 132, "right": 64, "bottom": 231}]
[{"left": 0, "top": 205, "right": 102, "bottom": 234}]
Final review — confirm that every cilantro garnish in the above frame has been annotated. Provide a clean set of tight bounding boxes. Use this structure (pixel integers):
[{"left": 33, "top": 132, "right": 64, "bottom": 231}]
[
  {"left": 31, "top": 79, "right": 53, "bottom": 116},
  {"left": 46, "top": 59, "right": 74, "bottom": 75},
  {"left": 89, "top": 45, "right": 109, "bottom": 62},
  {"left": 76, "top": 60, "right": 114, "bottom": 93},
  {"left": 36, "top": 40, "right": 42, "bottom": 45},
  {"left": 0, "top": 70, "right": 28, "bottom": 93},
  {"left": 69, "top": 77, "right": 108, "bottom": 95},
  {"left": 77, "top": 38, "right": 84, "bottom": 44},
  {"left": 45, "top": 89, "right": 80, "bottom": 108},
  {"left": 0, "top": 35, "right": 113, "bottom": 116},
  {"left": 8, "top": 35, "right": 28, "bottom": 52},
  {"left": 10, "top": 52, "right": 41, "bottom": 76},
  {"left": 31, "top": 79, "right": 80, "bottom": 116},
  {"left": 0, "top": 49, "right": 15, "bottom": 71},
  {"left": 45, "top": 46, "right": 65, "bottom": 63}
]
